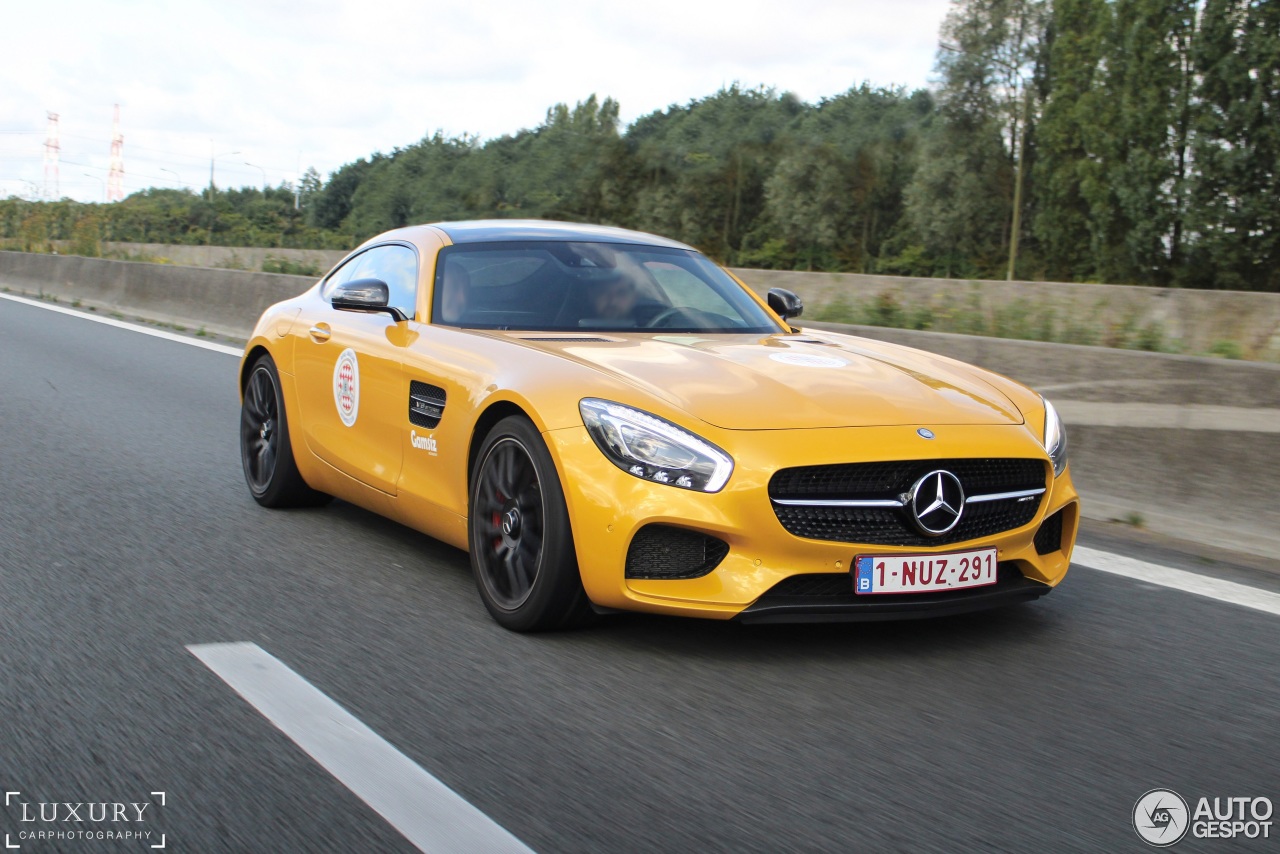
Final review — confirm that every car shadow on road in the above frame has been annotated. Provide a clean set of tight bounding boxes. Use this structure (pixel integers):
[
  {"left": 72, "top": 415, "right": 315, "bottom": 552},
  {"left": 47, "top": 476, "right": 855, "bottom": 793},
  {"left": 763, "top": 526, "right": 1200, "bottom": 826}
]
[
  {"left": 317, "top": 498, "right": 1069, "bottom": 662},
  {"left": 551, "top": 597, "right": 1068, "bottom": 666}
]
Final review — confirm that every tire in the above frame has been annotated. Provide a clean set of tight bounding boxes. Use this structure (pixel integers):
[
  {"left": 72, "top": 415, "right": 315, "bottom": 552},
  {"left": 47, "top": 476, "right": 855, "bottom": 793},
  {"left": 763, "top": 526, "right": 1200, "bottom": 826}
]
[
  {"left": 240, "top": 355, "right": 330, "bottom": 508},
  {"left": 468, "top": 415, "right": 593, "bottom": 631}
]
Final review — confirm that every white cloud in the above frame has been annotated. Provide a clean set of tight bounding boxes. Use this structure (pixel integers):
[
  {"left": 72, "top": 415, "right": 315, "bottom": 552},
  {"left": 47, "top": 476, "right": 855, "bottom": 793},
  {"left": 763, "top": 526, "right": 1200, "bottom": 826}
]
[{"left": 0, "top": 0, "right": 951, "bottom": 202}]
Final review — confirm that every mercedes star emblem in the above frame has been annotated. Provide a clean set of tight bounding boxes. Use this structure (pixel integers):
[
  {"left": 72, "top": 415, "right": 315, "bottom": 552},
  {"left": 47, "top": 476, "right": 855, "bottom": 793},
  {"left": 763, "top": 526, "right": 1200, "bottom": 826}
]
[{"left": 909, "top": 470, "right": 965, "bottom": 536}]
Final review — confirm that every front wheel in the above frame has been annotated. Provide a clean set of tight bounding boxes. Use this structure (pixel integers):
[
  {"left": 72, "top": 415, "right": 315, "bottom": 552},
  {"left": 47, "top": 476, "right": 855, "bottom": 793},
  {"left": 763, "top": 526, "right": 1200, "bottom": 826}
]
[
  {"left": 468, "top": 416, "right": 592, "bottom": 631},
  {"left": 240, "top": 355, "right": 330, "bottom": 508}
]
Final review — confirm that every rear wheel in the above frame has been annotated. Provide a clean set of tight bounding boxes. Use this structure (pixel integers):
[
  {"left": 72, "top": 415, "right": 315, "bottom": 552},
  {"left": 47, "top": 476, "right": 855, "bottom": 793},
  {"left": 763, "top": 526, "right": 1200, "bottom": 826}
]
[
  {"left": 469, "top": 415, "right": 592, "bottom": 631},
  {"left": 240, "top": 355, "right": 330, "bottom": 508}
]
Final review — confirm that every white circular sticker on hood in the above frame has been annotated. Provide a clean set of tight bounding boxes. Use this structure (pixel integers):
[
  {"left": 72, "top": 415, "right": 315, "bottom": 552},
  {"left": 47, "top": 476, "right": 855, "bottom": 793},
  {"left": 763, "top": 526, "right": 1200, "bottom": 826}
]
[
  {"left": 333, "top": 348, "right": 360, "bottom": 427},
  {"left": 769, "top": 352, "right": 849, "bottom": 368}
]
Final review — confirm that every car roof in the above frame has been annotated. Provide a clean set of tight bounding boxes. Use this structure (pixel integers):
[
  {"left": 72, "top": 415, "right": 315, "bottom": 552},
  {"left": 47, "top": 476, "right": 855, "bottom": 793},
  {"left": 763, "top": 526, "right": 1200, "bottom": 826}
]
[{"left": 431, "top": 219, "right": 694, "bottom": 250}]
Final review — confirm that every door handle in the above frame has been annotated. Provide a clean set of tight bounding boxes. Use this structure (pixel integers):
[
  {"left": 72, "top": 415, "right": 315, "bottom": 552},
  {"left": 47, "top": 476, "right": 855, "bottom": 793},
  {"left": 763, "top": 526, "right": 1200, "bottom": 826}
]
[{"left": 309, "top": 323, "right": 331, "bottom": 342}]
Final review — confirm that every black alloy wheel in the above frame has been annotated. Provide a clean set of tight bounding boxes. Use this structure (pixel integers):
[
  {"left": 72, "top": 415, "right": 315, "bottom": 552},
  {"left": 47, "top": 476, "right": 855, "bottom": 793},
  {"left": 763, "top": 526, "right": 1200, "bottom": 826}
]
[
  {"left": 239, "top": 355, "right": 329, "bottom": 508},
  {"left": 474, "top": 437, "right": 544, "bottom": 609},
  {"left": 469, "top": 416, "right": 592, "bottom": 631}
]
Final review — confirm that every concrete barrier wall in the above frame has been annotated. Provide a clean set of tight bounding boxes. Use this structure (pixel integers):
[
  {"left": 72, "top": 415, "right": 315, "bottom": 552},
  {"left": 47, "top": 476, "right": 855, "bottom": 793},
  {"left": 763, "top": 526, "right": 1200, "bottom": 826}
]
[
  {"left": 3, "top": 251, "right": 1275, "bottom": 558},
  {"left": 13, "top": 242, "right": 1280, "bottom": 359},
  {"left": 0, "top": 240, "right": 351, "bottom": 273},
  {"left": 99, "top": 242, "right": 350, "bottom": 273},
  {"left": 732, "top": 267, "right": 1280, "bottom": 361},
  {"left": 803, "top": 322, "right": 1280, "bottom": 409},
  {"left": 0, "top": 251, "right": 315, "bottom": 338}
]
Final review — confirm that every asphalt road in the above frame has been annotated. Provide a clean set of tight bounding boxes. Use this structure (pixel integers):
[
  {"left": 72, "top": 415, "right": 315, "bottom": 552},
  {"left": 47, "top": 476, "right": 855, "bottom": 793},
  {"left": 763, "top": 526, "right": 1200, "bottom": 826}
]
[{"left": 2, "top": 296, "right": 1278, "bottom": 853}]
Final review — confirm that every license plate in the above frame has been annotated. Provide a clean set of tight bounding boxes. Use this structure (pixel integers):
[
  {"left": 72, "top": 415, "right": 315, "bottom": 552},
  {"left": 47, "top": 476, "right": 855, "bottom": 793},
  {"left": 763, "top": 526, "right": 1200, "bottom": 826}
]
[{"left": 854, "top": 547, "right": 998, "bottom": 595}]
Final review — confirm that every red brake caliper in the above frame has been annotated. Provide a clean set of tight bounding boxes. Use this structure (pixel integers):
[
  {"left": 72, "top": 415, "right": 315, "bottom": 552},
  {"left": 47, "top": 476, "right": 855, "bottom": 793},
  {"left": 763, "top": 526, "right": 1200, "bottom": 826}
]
[{"left": 492, "top": 489, "right": 505, "bottom": 550}]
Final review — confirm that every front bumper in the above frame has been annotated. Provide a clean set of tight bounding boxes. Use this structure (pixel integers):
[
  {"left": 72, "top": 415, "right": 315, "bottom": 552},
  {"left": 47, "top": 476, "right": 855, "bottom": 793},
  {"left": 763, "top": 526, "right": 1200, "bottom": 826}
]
[
  {"left": 545, "top": 421, "right": 1080, "bottom": 621},
  {"left": 736, "top": 562, "right": 1052, "bottom": 624}
]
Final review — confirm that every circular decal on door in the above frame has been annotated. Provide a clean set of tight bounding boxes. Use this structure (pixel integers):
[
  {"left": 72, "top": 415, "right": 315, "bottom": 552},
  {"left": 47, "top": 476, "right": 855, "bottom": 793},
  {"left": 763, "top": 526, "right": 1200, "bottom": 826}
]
[
  {"left": 333, "top": 348, "right": 360, "bottom": 427},
  {"left": 769, "top": 352, "right": 849, "bottom": 369}
]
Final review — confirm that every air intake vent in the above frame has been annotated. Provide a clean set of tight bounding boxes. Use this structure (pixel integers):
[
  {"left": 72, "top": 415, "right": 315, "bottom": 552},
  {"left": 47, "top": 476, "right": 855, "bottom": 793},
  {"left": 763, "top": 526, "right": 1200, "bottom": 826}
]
[
  {"left": 625, "top": 525, "right": 729, "bottom": 580},
  {"left": 519, "top": 336, "right": 615, "bottom": 343},
  {"left": 1034, "top": 509, "right": 1064, "bottom": 555},
  {"left": 408, "top": 381, "right": 446, "bottom": 428}
]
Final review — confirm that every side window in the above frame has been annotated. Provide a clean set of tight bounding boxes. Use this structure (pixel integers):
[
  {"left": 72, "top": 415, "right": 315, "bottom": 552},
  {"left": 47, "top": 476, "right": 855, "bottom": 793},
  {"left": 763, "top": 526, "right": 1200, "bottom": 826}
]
[
  {"left": 371, "top": 245, "right": 419, "bottom": 319},
  {"left": 322, "top": 252, "right": 371, "bottom": 293},
  {"left": 322, "top": 244, "right": 419, "bottom": 319}
]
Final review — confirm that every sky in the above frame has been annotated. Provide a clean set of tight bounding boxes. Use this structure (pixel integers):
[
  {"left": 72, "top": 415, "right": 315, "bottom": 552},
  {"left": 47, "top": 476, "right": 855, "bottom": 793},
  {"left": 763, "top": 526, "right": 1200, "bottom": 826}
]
[{"left": 0, "top": 0, "right": 953, "bottom": 203}]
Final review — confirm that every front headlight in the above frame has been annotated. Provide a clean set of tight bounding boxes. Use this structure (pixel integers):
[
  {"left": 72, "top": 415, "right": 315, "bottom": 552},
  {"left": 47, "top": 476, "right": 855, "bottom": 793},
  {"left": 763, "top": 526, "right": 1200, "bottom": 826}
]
[
  {"left": 579, "top": 398, "right": 733, "bottom": 492},
  {"left": 1043, "top": 397, "right": 1068, "bottom": 477}
]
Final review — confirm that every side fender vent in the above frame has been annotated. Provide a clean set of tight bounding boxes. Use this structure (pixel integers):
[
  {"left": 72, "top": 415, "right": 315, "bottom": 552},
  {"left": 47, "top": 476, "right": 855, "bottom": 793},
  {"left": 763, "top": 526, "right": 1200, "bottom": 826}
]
[{"left": 409, "top": 381, "right": 447, "bottom": 428}]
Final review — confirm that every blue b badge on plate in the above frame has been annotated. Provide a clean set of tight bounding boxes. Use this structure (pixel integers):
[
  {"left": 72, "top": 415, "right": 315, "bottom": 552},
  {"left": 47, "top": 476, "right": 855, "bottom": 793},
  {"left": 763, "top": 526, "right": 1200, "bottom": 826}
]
[{"left": 856, "top": 556, "right": 874, "bottom": 593}]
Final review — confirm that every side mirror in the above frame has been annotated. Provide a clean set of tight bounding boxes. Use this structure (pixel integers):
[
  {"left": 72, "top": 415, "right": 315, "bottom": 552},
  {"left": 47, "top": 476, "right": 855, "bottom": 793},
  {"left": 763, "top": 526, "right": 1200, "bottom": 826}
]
[
  {"left": 767, "top": 288, "right": 803, "bottom": 322},
  {"left": 330, "top": 278, "right": 408, "bottom": 322}
]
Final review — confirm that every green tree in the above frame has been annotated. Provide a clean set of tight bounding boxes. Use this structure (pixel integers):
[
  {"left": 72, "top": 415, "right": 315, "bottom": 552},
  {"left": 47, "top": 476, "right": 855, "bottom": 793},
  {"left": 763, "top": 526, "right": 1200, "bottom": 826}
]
[
  {"left": 1084, "top": 0, "right": 1200, "bottom": 284},
  {"left": 298, "top": 167, "right": 323, "bottom": 219},
  {"left": 626, "top": 85, "right": 805, "bottom": 261},
  {"left": 19, "top": 205, "right": 51, "bottom": 252},
  {"left": 69, "top": 210, "right": 102, "bottom": 256},
  {"left": 763, "top": 143, "right": 850, "bottom": 269},
  {"left": 1186, "top": 0, "right": 1280, "bottom": 289},
  {"left": 1032, "top": 0, "right": 1109, "bottom": 280},
  {"left": 794, "top": 85, "right": 934, "bottom": 272},
  {"left": 903, "top": 0, "right": 1049, "bottom": 278},
  {"left": 311, "top": 158, "right": 377, "bottom": 231}
]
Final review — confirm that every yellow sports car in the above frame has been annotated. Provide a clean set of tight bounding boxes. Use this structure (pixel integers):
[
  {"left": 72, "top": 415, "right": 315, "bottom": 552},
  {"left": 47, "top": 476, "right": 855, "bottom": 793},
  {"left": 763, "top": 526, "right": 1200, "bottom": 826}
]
[{"left": 239, "top": 220, "right": 1078, "bottom": 630}]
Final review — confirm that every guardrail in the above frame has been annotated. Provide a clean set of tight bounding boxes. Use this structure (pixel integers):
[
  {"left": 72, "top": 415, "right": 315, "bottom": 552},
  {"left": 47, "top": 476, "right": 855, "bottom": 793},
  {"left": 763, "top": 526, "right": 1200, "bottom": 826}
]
[{"left": 3, "top": 251, "right": 1276, "bottom": 559}]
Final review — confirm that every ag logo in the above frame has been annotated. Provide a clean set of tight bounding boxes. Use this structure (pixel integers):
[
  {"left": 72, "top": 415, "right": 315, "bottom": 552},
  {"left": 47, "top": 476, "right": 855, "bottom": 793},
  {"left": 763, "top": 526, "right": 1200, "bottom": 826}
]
[
  {"left": 333, "top": 348, "right": 360, "bottom": 427},
  {"left": 1134, "top": 789, "right": 1190, "bottom": 847}
]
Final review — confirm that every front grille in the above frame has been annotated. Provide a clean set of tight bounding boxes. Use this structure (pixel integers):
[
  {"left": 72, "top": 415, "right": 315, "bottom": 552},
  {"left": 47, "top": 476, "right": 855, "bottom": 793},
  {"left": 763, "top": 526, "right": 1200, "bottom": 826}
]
[
  {"left": 1034, "top": 509, "right": 1064, "bottom": 555},
  {"left": 625, "top": 525, "right": 729, "bottom": 580},
  {"left": 769, "top": 458, "right": 1046, "bottom": 547}
]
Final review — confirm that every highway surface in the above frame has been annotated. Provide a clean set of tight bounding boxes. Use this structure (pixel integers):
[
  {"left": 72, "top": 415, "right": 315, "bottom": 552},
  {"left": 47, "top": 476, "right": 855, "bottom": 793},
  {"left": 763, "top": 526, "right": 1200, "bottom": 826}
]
[{"left": 2, "top": 294, "right": 1278, "bottom": 852}]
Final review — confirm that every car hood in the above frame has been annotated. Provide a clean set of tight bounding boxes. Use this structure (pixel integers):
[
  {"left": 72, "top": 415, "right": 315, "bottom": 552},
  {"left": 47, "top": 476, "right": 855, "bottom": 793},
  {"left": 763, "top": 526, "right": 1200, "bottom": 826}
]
[{"left": 501, "top": 332, "right": 1024, "bottom": 430}]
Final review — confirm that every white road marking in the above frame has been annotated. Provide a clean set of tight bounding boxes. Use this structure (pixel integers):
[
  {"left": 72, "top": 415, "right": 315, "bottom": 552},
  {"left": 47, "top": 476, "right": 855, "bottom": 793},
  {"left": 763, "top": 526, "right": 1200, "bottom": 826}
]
[
  {"left": 0, "top": 293, "right": 242, "bottom": 356},
  {"left": 1073, "top": 546, "right": 1280, "bottom": 618},
  {"left": 188, "top": 642, "right": 534, "bottom": 854}
]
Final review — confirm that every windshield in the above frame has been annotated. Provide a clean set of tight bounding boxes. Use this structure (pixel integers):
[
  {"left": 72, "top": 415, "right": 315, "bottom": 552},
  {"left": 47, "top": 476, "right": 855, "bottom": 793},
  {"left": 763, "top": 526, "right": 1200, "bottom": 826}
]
[{"left": 431, "top": 241, "right": 783, "bottom": 334}]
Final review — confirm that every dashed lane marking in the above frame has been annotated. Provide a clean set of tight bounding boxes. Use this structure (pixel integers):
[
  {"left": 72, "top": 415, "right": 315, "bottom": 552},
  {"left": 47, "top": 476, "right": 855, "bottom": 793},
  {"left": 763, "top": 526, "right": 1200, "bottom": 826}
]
[{"left": 188, "top": 642, "right": 534, "bottom": 854}]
